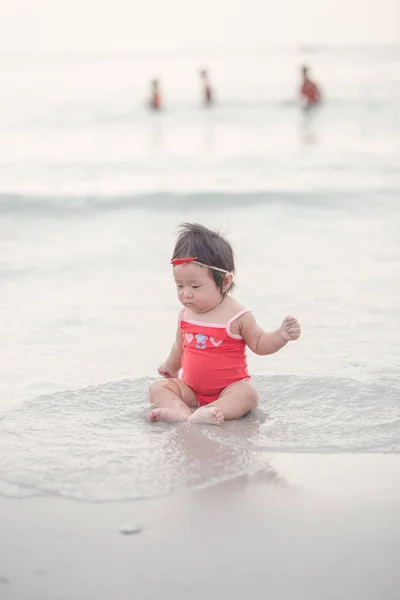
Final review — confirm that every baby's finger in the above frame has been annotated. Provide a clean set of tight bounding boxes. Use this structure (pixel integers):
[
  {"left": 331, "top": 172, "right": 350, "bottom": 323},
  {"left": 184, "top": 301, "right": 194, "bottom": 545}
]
[
  {"left": 288, "top": 326, "right": 300, "bottom": 335},
  {"left": 284, "top": 317, "right": 297, "bottom": 326}
]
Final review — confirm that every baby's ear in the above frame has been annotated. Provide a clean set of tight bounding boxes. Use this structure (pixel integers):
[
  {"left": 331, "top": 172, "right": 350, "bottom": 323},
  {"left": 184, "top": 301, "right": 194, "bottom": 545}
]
[{"left": 222, "top": 274, "right": 233, "bottom": 292}]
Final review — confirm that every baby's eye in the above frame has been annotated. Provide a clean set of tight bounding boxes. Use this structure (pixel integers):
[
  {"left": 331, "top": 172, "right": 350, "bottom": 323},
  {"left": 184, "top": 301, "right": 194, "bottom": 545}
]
[
  {"left": 192, "top": 285, "right": 201, "bottom": 289},
  {"left": 176, "top": 284, "right": 183, "bottom": 289}
]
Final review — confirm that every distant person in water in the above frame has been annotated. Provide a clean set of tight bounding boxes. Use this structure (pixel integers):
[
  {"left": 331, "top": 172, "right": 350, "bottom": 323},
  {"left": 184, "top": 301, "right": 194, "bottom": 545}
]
[
  {"left": 300, "top": 66, "right": 321, "bottom": 109},
  {"left": 200, "top": 69, "right": 214, "bottom": 106},
  {"left": 149, "top": 79, "right": 162, "bottom": 111}
]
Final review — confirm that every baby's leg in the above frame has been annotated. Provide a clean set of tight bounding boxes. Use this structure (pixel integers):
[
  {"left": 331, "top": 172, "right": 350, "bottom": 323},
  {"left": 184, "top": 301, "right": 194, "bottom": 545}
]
[
  {"left": 148, "top": 378, "right": 198, "bottom": 423},
  {"left": 188, "top": 380, "right": 258, "bottom": 426}
]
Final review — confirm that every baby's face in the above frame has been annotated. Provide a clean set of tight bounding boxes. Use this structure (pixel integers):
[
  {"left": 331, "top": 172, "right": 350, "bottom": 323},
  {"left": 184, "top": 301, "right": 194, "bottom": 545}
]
[{"left": 173, "top": 263, "right": 222, "bottom": 314}]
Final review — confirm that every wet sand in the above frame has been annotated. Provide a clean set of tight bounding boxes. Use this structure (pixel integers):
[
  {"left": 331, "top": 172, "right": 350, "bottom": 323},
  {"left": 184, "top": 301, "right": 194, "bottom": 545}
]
[{"left": 1, "top": 453, "right": 399, "bottom": 600}]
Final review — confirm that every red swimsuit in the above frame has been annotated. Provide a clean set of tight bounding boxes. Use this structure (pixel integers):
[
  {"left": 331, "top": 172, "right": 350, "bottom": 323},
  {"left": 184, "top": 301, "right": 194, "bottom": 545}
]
[{"left": 179, "top": 308, "right": 250, "bottom": 406}]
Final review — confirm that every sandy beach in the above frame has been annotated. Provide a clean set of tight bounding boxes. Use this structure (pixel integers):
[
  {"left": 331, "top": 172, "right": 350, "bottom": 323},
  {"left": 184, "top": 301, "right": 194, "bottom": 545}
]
[
  {"left": 1, "top": 453, "right": 399, "bottom": 600},
  {"left": 1, "top": 11, "right": 399, "bottom": 600}
]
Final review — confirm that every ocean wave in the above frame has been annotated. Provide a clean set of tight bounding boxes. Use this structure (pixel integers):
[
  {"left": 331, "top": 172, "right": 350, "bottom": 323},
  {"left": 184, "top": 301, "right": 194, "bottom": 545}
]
[{"left": 0, "top": 189, "right": 397, "bottom": 217}]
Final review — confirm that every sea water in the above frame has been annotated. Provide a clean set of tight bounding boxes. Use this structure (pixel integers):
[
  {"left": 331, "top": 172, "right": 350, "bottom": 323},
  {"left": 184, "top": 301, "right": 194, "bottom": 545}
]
[{"left": 1, "top": 46, "right": 399, "bottom": 501}]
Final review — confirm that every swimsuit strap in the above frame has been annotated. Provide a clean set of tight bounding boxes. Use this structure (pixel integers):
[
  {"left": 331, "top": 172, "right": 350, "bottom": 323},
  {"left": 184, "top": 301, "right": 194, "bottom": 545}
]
[
  {"left": 226, "top": 308, "right": 251, "bottom": 339},
  {"left": 227, "top": 308, "right": 251, "bottom": 325},
  {"left": 178, "top": 308, "right": 185, "bottom": 327}
]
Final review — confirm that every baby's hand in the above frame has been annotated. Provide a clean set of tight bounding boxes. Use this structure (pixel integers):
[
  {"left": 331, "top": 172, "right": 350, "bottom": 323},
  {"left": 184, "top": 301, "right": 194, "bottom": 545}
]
[
  {"left": 158, "top": 362, "right": 179, "bottom": 379},
  {"left": 280, "top": 316, "right": 301, "bottom": 342}
]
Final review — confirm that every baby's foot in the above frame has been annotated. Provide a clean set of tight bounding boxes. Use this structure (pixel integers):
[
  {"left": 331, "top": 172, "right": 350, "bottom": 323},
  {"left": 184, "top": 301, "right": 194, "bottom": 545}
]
[
  {"left": 188, "top": 406, "right": 224, "bottom": 426},
  {"left": 148, "top": 407, "right": 189, "bottom": 423}
]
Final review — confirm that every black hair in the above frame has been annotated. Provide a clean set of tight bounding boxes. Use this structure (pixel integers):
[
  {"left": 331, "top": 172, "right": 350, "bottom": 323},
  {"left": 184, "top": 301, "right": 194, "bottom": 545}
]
[{"left": 171, "top": 223, "right": 235, "bottom": 294}]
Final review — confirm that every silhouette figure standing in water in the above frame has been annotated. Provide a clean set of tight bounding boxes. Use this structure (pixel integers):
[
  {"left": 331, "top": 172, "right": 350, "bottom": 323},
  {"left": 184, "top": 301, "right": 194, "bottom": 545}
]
[
  {"left": 200, "top": 69, "right": 214, "bottom": 106},
  {"left": 300, "top": 66, "right": 321, "bottom": 109},
  {"left": 149, "top": 79, "right": 162, "bottom": 111}
]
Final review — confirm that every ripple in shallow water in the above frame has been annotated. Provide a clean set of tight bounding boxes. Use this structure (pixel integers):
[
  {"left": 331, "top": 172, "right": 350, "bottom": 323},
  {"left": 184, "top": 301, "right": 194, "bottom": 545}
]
[{"left": 1, "top": 375, "right": 399, "bottom": 501}]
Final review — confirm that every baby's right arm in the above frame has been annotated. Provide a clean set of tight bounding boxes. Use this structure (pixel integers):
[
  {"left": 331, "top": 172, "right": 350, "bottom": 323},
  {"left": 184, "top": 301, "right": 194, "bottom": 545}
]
[{"left": 158, "top": 326, "right": 183, "bottom": 379}]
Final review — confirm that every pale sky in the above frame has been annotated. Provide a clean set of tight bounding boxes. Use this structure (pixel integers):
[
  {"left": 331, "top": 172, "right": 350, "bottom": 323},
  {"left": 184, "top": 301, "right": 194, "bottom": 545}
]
[{"left": 0, "top": 0, "right": 398, "bottom": 54}]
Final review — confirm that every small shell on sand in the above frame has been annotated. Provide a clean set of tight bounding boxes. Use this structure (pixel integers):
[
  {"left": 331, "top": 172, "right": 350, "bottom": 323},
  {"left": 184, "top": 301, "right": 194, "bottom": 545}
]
[{"left": 119, "top": 523, "right": 141, "bottom": 535}]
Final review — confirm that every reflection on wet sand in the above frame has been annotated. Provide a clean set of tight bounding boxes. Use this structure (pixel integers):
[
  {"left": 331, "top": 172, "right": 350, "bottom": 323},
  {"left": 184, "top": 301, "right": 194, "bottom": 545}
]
[{"left": 161, "top": 409, "right": 287, "bottom": 492}]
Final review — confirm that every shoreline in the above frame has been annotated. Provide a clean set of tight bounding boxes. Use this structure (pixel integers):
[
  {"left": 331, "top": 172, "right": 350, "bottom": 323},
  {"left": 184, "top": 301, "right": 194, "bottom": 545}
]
[{"left": 1, "top": 453, "right": 399, "bottom": 599}]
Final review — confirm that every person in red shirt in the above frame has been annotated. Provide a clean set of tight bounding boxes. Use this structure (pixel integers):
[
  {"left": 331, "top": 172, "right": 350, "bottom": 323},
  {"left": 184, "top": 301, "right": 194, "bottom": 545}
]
[
  {"left": 149, "top": 79, "right": 162, "bottom": 111},
  {"left": 300, "top": 66, "right": 321, "bottom": 109},
  {"left": 200, "top": 69, "right": 214, "bottom": 106}
]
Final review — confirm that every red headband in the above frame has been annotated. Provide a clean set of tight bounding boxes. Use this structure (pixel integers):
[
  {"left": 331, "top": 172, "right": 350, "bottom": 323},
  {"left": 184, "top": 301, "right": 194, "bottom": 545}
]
[
  {"left": 170, "top": 257, "right": 198, "bottom": 265},
  {"left": 170, "top": 257, "right": 232, "bottom": 276}
]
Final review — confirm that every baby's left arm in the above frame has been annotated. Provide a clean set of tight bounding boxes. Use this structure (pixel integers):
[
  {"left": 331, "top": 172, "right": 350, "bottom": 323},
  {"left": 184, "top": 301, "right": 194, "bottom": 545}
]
[{"left": 240, "top": 313, "right": 301, "bottom": 356}]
